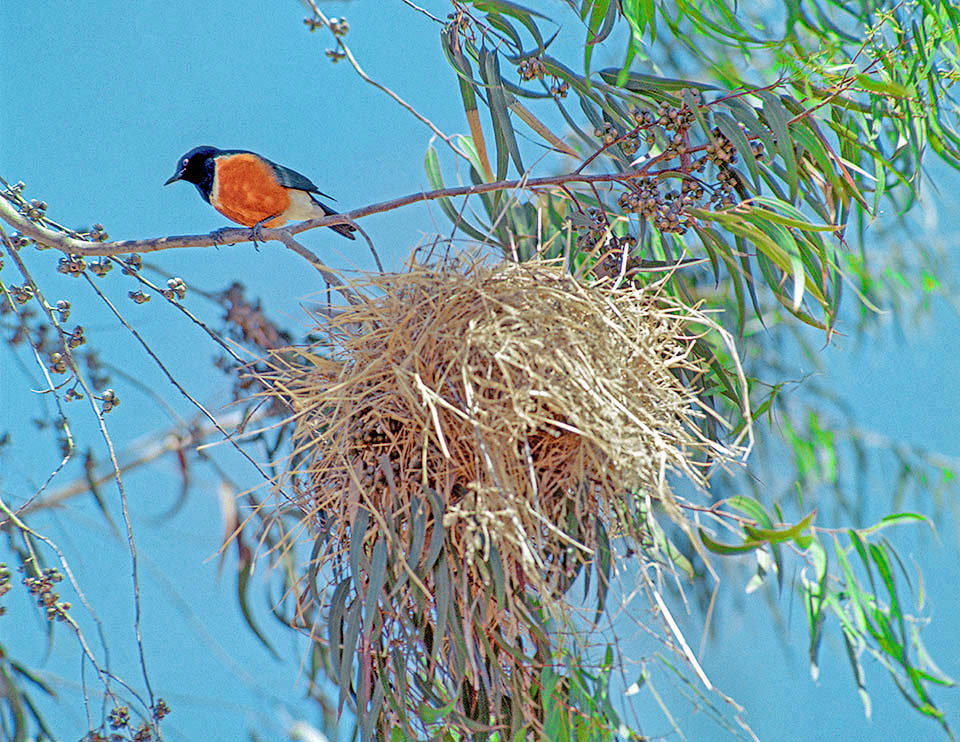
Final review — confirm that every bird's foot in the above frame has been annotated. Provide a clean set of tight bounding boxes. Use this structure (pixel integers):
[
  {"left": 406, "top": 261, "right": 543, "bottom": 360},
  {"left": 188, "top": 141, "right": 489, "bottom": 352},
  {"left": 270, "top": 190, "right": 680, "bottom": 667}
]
[
  {"left": 251, "top": 219, "right": 272, "bottom": 251},
  {"left": 211, "top": 227, "right": 235, "bottom": 248}
]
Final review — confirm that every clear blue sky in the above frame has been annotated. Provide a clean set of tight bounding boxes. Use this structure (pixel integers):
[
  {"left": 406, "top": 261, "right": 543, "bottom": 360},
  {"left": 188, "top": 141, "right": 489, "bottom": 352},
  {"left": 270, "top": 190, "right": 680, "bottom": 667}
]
[{"left": 2, "top": 2, "right": 959, "bottom": 740}]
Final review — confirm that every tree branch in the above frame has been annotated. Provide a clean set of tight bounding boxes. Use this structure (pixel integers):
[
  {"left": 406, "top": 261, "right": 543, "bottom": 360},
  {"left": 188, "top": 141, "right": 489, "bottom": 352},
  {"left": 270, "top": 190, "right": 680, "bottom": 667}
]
[{"left": 0, "top": 165, "right": 665, "bottom": 259}]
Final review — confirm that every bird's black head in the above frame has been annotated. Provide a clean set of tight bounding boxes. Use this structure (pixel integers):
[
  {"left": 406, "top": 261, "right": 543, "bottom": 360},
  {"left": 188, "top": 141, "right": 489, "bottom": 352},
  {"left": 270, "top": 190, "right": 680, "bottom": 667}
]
[{"left": 164, "top": 146, "right": 220, "bottom": 186}]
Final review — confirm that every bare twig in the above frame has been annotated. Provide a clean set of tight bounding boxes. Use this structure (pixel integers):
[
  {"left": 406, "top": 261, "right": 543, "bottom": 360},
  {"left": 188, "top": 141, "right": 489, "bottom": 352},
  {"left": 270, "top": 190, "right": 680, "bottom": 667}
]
[
  {"left": 1, "top": 236, "right": 158, "bottom": 719},
  {"left": 19, "top": 412, "right": 251, "bottom": 515},
  {"left": 399, "top": 0, "right": 445, "bottom": 24},
  {"left": 303, "top": 0, "right": 472, "bottom": 164},
  {"left": 0, "top": 227, "right": 76, "bottom": 508},
  {"left": 0, "top": 495, "right": 154, "bottom": 718}
]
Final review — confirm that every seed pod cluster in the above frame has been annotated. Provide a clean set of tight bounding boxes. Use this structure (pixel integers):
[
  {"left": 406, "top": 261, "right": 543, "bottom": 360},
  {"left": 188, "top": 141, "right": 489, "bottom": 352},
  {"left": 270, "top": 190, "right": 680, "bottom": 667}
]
[
  {"left": 88, "top": 258, "right": 112, "bottom": 277},
  {"left": 578, "top": 97, "right": 771, "bottom": 247},
  {"left": 517, "top": 56, "right": 547, "bottom": 81},
  {"left": 57, "top": 255, "right": 86, "bottom": 276},
  {"left": 515, "top": 55, "right": 568, "bottom": 97},
  {"left": 23, "top": 566, "right": 71, "bottom": 621},
  {"left": 162, "top": 277, "right": 187, "bottom": 300}
]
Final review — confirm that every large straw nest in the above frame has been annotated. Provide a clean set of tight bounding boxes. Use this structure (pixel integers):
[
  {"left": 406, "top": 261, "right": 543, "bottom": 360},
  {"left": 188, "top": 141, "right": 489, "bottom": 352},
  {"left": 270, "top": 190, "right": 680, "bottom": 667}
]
[{"left": 258, "top": 259, "right": 748, "bottom": 726}]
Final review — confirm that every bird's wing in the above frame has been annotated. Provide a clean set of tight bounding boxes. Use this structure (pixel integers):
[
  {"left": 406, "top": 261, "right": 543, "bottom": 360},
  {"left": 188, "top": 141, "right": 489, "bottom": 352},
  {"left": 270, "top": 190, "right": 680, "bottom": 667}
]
[{"left": 266, "top": 158, "right": 336, "bottom": 201}]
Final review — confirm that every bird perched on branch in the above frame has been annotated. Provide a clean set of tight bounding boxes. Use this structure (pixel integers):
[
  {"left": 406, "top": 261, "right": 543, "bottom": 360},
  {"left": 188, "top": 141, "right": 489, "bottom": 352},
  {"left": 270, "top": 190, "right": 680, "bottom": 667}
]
[{"left": 164, "top": 146, "right": 356, "bottom": 240}]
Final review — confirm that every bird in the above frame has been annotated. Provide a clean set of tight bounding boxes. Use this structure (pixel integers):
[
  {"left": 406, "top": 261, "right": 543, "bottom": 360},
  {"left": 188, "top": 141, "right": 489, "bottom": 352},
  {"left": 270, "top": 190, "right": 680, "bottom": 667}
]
[{"left": 164, "top": 146, "right": 356, "bottom": 240}]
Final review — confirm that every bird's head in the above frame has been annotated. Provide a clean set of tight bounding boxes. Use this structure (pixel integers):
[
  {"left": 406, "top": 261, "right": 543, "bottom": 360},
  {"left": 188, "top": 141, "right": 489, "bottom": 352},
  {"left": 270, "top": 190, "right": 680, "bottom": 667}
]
[{"left": 164, "top": 146, "right": 220, "bottom": 186}]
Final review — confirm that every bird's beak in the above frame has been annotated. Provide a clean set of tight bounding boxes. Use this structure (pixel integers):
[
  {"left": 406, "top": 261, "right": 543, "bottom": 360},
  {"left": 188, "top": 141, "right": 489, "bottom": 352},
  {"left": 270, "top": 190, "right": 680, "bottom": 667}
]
[{"left": 163, "top": 172, "right": 182, "bottom": 186}]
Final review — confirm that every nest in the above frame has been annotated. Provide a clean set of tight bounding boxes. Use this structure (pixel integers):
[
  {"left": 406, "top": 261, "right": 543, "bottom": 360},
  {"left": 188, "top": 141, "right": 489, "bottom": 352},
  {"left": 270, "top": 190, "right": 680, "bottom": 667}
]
[{"left": 258, "top": 259, "right": 748, "bottom": 733}]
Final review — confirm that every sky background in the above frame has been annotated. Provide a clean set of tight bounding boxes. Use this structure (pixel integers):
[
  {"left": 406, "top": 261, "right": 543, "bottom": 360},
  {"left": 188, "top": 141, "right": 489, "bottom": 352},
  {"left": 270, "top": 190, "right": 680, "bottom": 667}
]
[{"left": 2, "top": 1, "right": 959, "bottom": 740}]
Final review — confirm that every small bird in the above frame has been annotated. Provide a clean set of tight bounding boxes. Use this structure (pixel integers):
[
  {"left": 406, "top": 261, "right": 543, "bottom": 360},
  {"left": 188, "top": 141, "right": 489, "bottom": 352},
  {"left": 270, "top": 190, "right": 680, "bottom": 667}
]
[{"left": 164, "top": 146, "right": 356, "bottom": 240}]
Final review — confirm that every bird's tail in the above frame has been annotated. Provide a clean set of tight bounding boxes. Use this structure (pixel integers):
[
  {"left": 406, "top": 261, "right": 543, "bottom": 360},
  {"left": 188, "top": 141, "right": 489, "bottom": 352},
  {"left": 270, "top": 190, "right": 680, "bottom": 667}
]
[{"left": 309, "top": 194, "right": 357, "bottom": 240}]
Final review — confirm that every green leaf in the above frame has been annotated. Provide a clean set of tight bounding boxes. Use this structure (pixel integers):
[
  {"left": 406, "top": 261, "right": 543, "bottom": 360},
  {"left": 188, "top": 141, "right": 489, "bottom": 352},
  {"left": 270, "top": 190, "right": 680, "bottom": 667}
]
[
  {"left": 859, "top": 512, "right": 934, "bottom": 536},
  {"left": 418, "top": 697, "right": 457, "bottom": 724},
  {"left": 484, "top": 11, "right": 524, "bottom": 51},
  {"left": 726, "top": 494, "right": 773, "bottom": 527},
  {"left": 869, "top": 542, "right": 905, "bottom": 641},
  {"left": 442, "top": 26, "right": 481, "bottom": 100},
  {"left": 584, "top": 0, "right": 616, "bottom": 76},
  {"left": 805, "top": 537, "right": 828, "bottom": 680},
  {"left": 621, "top": 0, "right": 656, "bottom": 42},
  {"left": 647, "top": 509, "right": 694, "bottom": 577},
  {"left": 471, "top": 0, "right": 548, "bottom": 51},
  {"left": 456, "top": 133, "right": 489, "bottom": 180},
  {"left": 731, "top": 235, "right": 765, "bottom": 325},
  {"left": 489, "top": 544, "right": 506, "bottom": 607},
  {"left": 82, "top": 450, "right": 120, "bottom": 536},
  {"left": 595, "top": 519, "right": 612, "bottom": 624},
  {"left": 327, "top": 577, "right": 352, "bottom": 676},
  {"left": 756, "top": 91, "right": 799, "bottom": 203},
  {"left": 361, "top": 538, "right": 389, "bottom": 646},
  {"left": 422, "top": 486, "right": 447, "bottom": 571},
  {"left": 362, "top": 681, "right": 386, "bottom": 741},
  {"left": 598, "top": 68, "right": 718, "bottom": 99},
  {"left": 350, "top": 506, "right": 370, "bottom": 577},
  {"left": 725, "top": 97, "right": 777, "bottom": 159},
  {"left": 698, "top": 527, "right": 763, "bottom": 554},
  {"left": 841, "top": 626, "right": 873, "bottom": 719},
  {"left": 15, "top": 686, "right": 57, "bottom": 742},
  {"left": 423, "top": 145, "right": 491, "bottom": 242},
  {"left": 8, "top": 662, "right": 55, "bottom": 697},
  {"left": 308, "top": 524, "right": 332, "bottom": 605},
  {"left": 433, "top": 561, "right": 451, "bottom": 667},
  {"left": 855, "top": 73, "right": 917, "bottom": 99},
  {"left": 743, "top": 509, "right": 817, "bottom": 544},
  {"left": 339, "top": 600, "right": 362, "bottom": 713},
  {"left": 699, "top": 211, "right": 827, "bottom": 308},
  {"left": 739, "top": 197, "right": 838, "bottom": 231},
  {"left": 481, "top": 47, "right": 525, "bottom": 175},
  {"left": 406, "top": 495, "right": 427, "bottom": 571},
  {"left": 471, "top": 0, "right": 549, "bottom": 18},
  {"left": 237, "top": 562, "right": 280, "bottom": 660}
]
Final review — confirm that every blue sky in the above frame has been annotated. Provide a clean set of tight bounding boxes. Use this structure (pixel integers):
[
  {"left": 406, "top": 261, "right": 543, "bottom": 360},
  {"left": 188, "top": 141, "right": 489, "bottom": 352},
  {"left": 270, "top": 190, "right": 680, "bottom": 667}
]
[{"left": 2, "top": 1, "right": 959, "bottom": 740}]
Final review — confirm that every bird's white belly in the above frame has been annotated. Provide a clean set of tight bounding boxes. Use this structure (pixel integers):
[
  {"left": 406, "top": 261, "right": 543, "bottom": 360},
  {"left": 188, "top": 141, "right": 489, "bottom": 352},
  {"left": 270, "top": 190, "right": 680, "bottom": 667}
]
[{"left": 282, "top": 190, "right": 327, "bottom": 221}]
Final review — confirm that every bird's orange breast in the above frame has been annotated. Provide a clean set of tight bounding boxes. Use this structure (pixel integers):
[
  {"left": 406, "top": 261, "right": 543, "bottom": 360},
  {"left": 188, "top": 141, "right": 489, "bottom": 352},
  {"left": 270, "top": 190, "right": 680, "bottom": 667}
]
[{"left": 210, "top": 153, "right": 291, "bottom": 227}]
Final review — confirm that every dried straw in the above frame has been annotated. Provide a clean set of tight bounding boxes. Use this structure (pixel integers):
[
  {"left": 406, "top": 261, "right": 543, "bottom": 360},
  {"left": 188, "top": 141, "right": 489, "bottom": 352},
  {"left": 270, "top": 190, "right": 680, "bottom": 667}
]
[{"left": 256, "top": 258, "right": 749, "bottom": 731}]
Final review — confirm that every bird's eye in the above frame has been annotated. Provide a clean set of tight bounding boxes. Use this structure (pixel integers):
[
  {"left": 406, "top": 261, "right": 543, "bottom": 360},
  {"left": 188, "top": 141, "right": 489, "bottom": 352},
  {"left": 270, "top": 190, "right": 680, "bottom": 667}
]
[{"left": 182, "top": 158, "right": 189, "bottom": 166}]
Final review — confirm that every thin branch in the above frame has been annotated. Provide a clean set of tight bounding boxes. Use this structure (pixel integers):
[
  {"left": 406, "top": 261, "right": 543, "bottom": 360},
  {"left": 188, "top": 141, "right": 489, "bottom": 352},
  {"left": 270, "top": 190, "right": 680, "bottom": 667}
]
[
  {"left": 0, "top": 227, "right": 75, "bottom": 509},
  {"left": 0, "top": 494, "right": 152, "bottom": 716},
  {"left": 0, "top": 164, "right": 669, "bottom": 259},
  {"left": 1, "top": 236, "right": 158, "bottom": 718},
  {"left": 19, "top": 412, "right": 247, "bottom": 516},
  {"left": 303, "top": 0, "right": 472, "bottom": 163},
  {"left": 399, "top": 0, "right": 445, "bottom": 24},
  {"left": 269, "top": 230, "right": 363, "bottom": 303}
]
